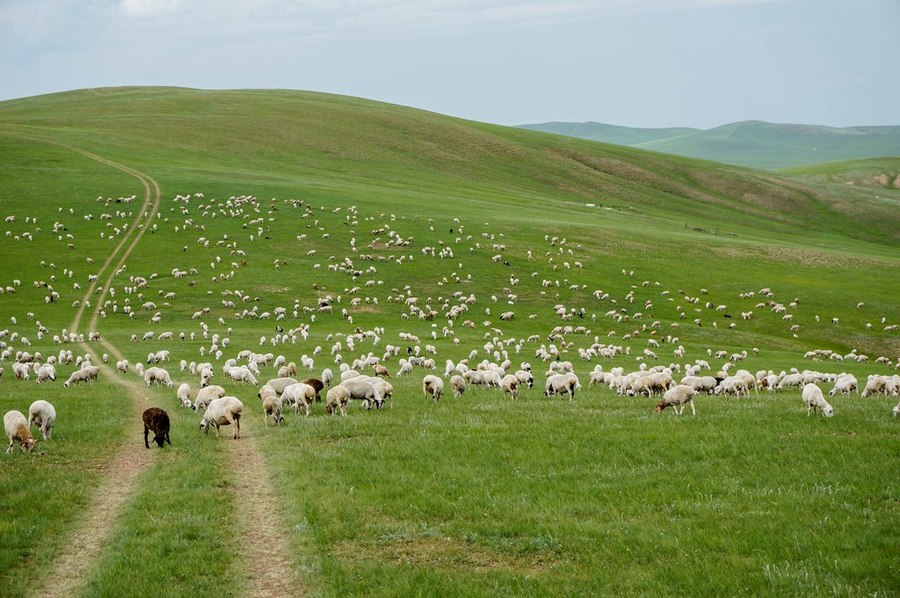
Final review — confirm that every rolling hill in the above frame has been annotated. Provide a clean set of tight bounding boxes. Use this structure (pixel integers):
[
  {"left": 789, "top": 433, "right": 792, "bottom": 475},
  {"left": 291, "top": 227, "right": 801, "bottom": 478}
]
[
  {"left": 0, "top": 87, "right": 897, "bottom": 596},
  {"left": 519, "top": 120, "right": 900, "bottom": 170}
]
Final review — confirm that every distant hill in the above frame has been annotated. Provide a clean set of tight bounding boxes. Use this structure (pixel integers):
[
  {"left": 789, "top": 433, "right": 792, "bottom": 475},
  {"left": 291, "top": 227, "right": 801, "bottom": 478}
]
[{"left": 518, "top": 120, "right": 900, "bottom": 170}]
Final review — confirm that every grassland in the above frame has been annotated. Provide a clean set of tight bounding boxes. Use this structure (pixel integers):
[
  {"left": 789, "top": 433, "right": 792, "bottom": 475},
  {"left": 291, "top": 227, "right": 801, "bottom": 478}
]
[
  {"left": 520, "top": 120, "right": 900, "bottom": 171},
  {"left": 0, "top": 87, "right": 898, "bottom": 596}
]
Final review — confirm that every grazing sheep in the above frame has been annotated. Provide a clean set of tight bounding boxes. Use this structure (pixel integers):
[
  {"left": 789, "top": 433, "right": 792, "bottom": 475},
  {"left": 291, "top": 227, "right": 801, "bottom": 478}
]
[
  {"left": 35, "top": 364, "right": 56, "bottom": 383},
  {"left": 142, "top": 407, "right": 171, "bottom": 448},
  {"left": 200, "top": 396, "right": 244, "bottom": 439},
  {"left": 500, "top": 374, "right": 519, "bottom": 399},
  {"left": 262, "top": 377, "right": 297, "bottom": 396},
  {"left": 144, "top": 366, "right": 173, "bottom": 387},
  {"left": 12, "top": 362, "right": 31, "bottom": 380},
  {"left": 262, "top": 395, "right": 285, "bottom": 426},
  {"left": 545, "top": 372, "right": 580, "bottom": 400},
  {"left": 861, "top": 375, "right": 887, "bottom": 398},
  {"left": 340, "top": 377, "right": 383, "bottom": 409},
  {"left": 63, "top": 366, "right": 99, "bottom": 387},
  {"left": 655, "top": 385, "right": 697, "bottom": 415},
  {"left": 276, "top": 361, "right": 298, "bottom": 378},
  {"left": 176, "top": 383, "right": 192, "bottom": 409},
  {"left": 301, "top": 377, "right": 325, "bottom": 402},
  {"left": 423, "top": 374, "right": 444, "bottom": 402},
  {"left": 514, "top": 369, "right": 534, "bottom": 389},
  {"left": 5, "top": 410, "right": 37, "bottom": 454},
  {"left": 321, "top": 368, "right": 334, "bottom": 386},
  {"left": 450, "top": 374, "right": 467, "bottom": 398},
  {"left": 226, "top": 365, "right": 258, "bottom": 385},
  {"left": 28, "top": 400, "right": 56, "bottom": 440},
  {"left": 282, "top": 382, "right": 317, "bottom": 416},
  {"left": 802, "top": 383, "right": 833, "bottom": 417},
  {"left": 829, "top": 374, "right": 858, "bottom": 397},
  {"left": 116, "top": 359, "right": 129, "bottom": 373},
  {"left": 373, "top": 364, "right": 391, "bottom": 378},
  {"left": 326, "top": 385, "right": 351, "bottom": 416},
  {"left": 193, "top": 384, "right": 226, "bottom": 412}
]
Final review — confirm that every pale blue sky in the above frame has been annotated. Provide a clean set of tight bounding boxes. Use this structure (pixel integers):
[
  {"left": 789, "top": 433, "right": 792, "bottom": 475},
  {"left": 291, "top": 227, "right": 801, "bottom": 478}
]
[{"left": 1, "top": 0, "right": 897, "bottom": 128}]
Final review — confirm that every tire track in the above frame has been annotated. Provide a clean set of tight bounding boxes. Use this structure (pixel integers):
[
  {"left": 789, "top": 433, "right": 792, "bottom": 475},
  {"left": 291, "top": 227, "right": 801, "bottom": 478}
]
[{"left": 23, "top": 137, "right": 302, "bottom": 597}]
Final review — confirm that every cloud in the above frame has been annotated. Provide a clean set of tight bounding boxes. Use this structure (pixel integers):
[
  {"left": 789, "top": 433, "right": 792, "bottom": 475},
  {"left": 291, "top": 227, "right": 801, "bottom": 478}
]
[{"left": 118, "top": 0, "right": 180, "bottom": 18}]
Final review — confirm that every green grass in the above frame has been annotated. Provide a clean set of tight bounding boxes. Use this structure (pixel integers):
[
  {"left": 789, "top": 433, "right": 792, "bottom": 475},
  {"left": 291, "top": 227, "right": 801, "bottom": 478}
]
[
  {"left": 0, "top": 87, "right": 898, "bottom": 596},
  {"left": 520, "top": 120, "right": 900, "bottom": 171}
]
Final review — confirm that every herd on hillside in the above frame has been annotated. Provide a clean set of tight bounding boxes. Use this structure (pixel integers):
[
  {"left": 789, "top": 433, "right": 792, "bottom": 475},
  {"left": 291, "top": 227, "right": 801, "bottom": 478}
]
[{"left": 2, "top": 193, "right": 899, "bottom": 454}]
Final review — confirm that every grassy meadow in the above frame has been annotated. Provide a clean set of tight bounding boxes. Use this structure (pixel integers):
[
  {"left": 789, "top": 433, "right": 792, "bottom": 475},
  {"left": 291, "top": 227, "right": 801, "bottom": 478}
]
[{"left": 0, "top": 87, "right": 898, "bottom": 596}]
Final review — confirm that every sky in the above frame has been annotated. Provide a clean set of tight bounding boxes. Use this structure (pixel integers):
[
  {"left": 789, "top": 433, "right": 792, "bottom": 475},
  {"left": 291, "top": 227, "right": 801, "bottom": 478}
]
[{"left": 1, "top": 0, "right": 898, "bottom": 129}]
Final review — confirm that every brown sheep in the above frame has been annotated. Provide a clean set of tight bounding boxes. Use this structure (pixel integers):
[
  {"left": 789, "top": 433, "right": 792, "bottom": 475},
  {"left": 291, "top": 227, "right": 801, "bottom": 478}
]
[
  {"left": 143, "top": 407, "right": 171, "bottom": 448},
  {"left": 301, "top": 377, "right": 325, "bottom": 402}
]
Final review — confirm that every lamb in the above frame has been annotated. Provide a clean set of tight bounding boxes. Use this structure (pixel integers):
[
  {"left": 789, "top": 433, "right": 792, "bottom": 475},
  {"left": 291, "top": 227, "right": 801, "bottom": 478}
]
[
  {"left": 654, "top": 385, "right": 697, "bottom": 415},
  {"left": 200, "top": 396, "right": 244, "bottom": 439},
  {"left": 144, "top": 366, "right": 173, "bottom": 387},
  {"left": 829, "top": 374, "right": 858, "bottom": 397},
  {"left": 276, "top": 361, "right": 297, "bottom": 378},
  {"left": 193, "top": 384, "right": 226, "bottom": 412},
  {"left": 63, "top": 366, "right": 99, "bottom": 387},
  {"left": 142, "top": 407, "right": 172, "bottom": 448},
  {"left": 282, "top": 382, "right": 317, "bottom": 416},
  {"left": 116, "top": 359, "right": 129, "bottom": 373},
  {"left": 422, "top": 374, "right": 444, "bottom": 402},
  {"left": 325, "top": 385, "right": 351, "bottom": 416},
  {"left": 500, "top": 374, "right": 519, "bottom": 399},
  {"left": 12, "top": 362, "right": 30, "bottom": 380},
  {"left": 176, "top": 383, "right": 192, "bottom": 409},
  {"left": 373, "top": 364, "right": 391, "bottom": 378},
  {"left": 450, "top": 374, "right": 467, "bottom": 398},
  {"left": 545, "top": 372, "right": 579, "bottom": 400},
  {"left": 28, "top": 400, "right": 56, "bottom": 440},
  {"left": 5, "top": 410, "right": 37, "bottom": 454},
  {"left": 802, "top": 383, "right": 833, "bottom": 417}
]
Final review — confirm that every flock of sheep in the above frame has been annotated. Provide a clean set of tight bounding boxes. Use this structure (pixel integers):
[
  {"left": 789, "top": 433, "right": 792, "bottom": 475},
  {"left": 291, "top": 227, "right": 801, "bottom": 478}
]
[
  {"left": 2, "top": 192, "right": 899, "bottom": 454},
  {"left": 5, "top": 337, "right": 900, "bottom": 454}
]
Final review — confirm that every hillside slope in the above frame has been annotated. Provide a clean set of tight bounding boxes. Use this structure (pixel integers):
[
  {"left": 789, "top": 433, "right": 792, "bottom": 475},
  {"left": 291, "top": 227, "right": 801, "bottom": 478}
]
[
  {"left": 0, "top": 87, "right": 896, "bottom": 244},
  {"left": 519, "top": 120, "right": 900, "bottom": 170}
]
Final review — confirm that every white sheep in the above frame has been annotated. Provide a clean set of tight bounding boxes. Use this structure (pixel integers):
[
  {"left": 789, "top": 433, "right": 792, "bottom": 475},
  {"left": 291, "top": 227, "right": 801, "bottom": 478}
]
[
  {"left": 176, "top": 383, "right": 192, "bottom": 409},
  {"left": 63, "top": 366, "right": 99, "bottom": 387},
  {"left": 500, "top": 374, "right": 519, "bottom": 399},
  {"left": 261, "top": 377, "right": 297, "bottom": 396},
  {"left": 340, "top": 377, "right": 383, "bottom": 409},
  {"left": 802, "top": 383, "right": 833, "bottom": 417},
  {"left": 829, "top": 374, "right": 858, "bottom": 397},
  {"left": 35, "top": 363, "right": 56, "bottom": 383},
  {"left": 5, "top": 410, "right": 37, "bottom": 453},
  {"left": 262, "top": 394, "right": 285, "bottom": 426},
  {"left": 28, "top": 400, "right": 56, "bottom": 440},
  {"left": 194, "top": 385, "right": 226, "bottom": 412},
  {"left": 200, "top": 396, "right": 244, "bottom": 439},
  {"left": 422, "top": 375, "right": 444, "bottom": 402},
  {"left": 226, "top": 365, "right": 258, "bottom": 385},
  {"left": 655, "top": 385, "right": 697, "bottom": 415},
  {"left": 282, "top": 382, "right": 317, "bottom": 416},
  {"left": 321, "top": 367, "right": 334, "bottom": 386},
  {"left": 144, "top": 366, "right": 173, "bottom": 387},
  {"left": 545, "top": 372, "right": 580, "bottom": 400},
  {"left": 450, "top": 374, "right": 467, "bottom": 398},
  {"left": 325, "top": 385, "right": 351, "bottom": 416}
]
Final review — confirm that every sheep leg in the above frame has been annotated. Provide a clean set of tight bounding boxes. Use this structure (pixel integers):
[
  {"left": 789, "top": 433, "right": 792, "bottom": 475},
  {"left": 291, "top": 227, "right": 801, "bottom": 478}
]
[
  {"left": 165, "top": 432, "right": 171, "bottom": 445},
  {"left": 689, "top": 400, "right": 696, "bottom": 416},
  {"left": 144, "top": 425, "right": 151, "bottom": 448},
  {"left": 6, "top": 440, "right": 14, "bottom": 455},
  {"left": 234, "top": 416, "right": 241, "bottom": 439}
]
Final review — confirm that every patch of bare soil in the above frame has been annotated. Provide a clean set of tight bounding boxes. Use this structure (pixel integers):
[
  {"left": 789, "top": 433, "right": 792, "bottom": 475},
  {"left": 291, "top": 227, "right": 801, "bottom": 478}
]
[{"left": 224, "top": 434, "right": 304, "bottom": 596}]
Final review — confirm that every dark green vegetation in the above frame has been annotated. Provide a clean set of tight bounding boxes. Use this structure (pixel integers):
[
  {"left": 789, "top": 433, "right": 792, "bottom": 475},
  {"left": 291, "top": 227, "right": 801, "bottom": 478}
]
[
  {"left": 0, "top": 87, "right": 898, "bottom": 596},
  {"left": 519, "top": 120, "right": 900, "bottom": 171}
]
